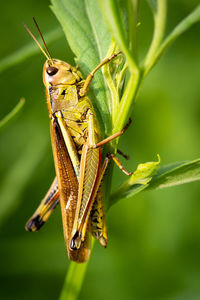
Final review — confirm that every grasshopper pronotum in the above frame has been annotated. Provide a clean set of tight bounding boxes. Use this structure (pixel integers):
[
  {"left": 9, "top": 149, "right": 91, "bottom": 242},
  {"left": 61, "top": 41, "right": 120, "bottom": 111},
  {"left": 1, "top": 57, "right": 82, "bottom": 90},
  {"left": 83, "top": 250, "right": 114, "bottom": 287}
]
[{"left": 25, "top": 19, "right": 132, "bottom": 263}]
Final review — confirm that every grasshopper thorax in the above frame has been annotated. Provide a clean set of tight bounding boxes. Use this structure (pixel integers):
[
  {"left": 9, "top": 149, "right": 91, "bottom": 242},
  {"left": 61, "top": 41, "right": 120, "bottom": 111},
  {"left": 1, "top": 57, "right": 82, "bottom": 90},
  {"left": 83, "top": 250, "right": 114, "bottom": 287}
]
[{"left": 43, "top": 59, "right": 82, "bottom": 87}]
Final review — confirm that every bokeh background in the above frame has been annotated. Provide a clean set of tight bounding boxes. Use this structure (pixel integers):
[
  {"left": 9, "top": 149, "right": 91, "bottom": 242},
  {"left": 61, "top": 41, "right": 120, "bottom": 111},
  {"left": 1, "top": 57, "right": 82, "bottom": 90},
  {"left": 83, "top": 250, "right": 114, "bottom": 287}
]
[{"left": 0, "top": 1, "right": 200, "bottom": 299}]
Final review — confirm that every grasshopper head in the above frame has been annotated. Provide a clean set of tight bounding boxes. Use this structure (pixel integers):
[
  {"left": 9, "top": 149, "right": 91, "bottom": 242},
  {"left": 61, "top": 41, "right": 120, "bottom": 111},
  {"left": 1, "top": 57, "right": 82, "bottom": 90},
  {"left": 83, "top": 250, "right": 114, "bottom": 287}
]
[
  {"left": 43, "top": 59, "right": 82, "bottom": 87},
  {"left": 23, "top": 21, "right": 82, "bottom": 88}
]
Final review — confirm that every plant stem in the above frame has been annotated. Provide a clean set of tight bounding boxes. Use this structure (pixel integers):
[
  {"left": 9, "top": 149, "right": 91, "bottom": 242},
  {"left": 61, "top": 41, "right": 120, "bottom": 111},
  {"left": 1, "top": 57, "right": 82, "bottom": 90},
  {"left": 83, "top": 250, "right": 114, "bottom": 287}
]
[
  {"left": 129, "top": 0, "right": 139, "bottom": 61},
  {"left": 148, "top": 4, "right": 200, "bottom": 73},
  {"left": 59, "top": 261, "right": 89, "bottom": 300},
  {"left": 143, "top": 0, "right": 167, "bottom": 75},
  {"left": 59, "top": 240, "right": 94, "bottom": 300},
  {"left": 113, "top": 69, "right": 140, "bottom": 133}
]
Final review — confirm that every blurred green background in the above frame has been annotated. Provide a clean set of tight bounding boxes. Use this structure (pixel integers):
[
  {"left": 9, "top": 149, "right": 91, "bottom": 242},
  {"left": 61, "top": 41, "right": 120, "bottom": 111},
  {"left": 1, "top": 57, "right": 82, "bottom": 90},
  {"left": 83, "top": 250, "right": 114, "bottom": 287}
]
[{"left": 0, "top": 1, "right": 200, "bottom": 299}]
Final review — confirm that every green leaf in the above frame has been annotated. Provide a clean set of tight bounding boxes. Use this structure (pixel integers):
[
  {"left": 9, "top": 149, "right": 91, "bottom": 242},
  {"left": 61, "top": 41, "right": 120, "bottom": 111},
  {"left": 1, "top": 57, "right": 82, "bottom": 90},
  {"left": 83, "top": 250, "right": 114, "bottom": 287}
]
[
  {"left": 148, "top": 158, "right": 200, "bottom": 190},
  {"left": 0, "top": 98, "right": 25, "bottom": 132},
  {"left": 110, "top": 158, "right": 200, "bottom": 206},
  {"left": 128, "top": 154, "right": 160, "bottom": 185},
  {"left": 0, "top": 27, "right": 63, "bottom": 73},
  {"left": 110, "top": 155, "right": 160, "bottom": 207},
  {"left": 51, "top": 0, "right": 112, "bottom": 134},
  {"left": 146, "top": 5, "right": 200, "bottom": 74}
]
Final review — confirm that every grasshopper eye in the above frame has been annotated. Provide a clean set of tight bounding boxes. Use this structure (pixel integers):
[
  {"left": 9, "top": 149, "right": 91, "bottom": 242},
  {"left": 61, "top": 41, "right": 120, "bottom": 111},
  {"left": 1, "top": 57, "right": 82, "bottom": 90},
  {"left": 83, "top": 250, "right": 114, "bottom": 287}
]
[{"left": 47, "top": 66, "right": 58, "bottom": 76}]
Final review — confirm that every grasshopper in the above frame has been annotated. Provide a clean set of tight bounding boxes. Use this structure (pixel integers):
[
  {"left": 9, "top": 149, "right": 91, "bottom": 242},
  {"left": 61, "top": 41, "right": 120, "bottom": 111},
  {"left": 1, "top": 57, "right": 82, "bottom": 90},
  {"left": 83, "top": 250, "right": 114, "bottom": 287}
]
[{"left": 25, "top": 19, "right": 132, "bottom": 263}]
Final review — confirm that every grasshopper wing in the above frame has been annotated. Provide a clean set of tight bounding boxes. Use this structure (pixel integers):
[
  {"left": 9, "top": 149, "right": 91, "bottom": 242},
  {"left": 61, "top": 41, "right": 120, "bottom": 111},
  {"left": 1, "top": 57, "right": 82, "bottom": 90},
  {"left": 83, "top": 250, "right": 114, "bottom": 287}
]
[
  {"left": 70, "top": 142, "right": 101, "bottom": 250},
  {"left": 50, "top": 117, "right": 91, "bottom": 263}
]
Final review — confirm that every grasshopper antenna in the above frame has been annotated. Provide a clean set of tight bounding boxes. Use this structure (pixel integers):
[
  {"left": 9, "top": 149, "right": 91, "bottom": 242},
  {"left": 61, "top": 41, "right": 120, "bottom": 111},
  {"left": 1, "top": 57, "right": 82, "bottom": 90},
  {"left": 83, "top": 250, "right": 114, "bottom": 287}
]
[
  {"left": 23, "top": 19, "right": 52, "bottom": 62},
  {"left": 32, "top": 17, "right": 53, "bottom": 61}
]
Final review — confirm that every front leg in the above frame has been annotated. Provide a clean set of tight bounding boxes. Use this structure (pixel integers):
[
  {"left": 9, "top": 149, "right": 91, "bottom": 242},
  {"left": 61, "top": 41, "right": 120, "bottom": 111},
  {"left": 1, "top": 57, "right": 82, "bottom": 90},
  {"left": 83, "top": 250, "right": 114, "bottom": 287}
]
[{"left": 79, "top": 52, "right": 121, "bottom": 97}]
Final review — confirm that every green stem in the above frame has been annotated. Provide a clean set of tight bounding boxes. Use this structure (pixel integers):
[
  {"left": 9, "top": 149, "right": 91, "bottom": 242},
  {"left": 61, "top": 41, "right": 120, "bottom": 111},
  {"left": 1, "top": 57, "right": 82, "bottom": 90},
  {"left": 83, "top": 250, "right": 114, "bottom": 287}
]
[
  {"left": 59, "top": 240, "right": 94, "bottom": 300},
  {"left": 143, "top": 0, "right": 167, "bottom": 75},
  {"left": 113, "top": 69, "right": 140, "bottom": 132},
  {"left": 129, "top": 0, "right": 139, "bottom": 61},
  {"left": 147, "top": 4, "right": 200, "bottom": 74},
  {"left": 59, "top": 261, "right": 89, "bottom": 300}
]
